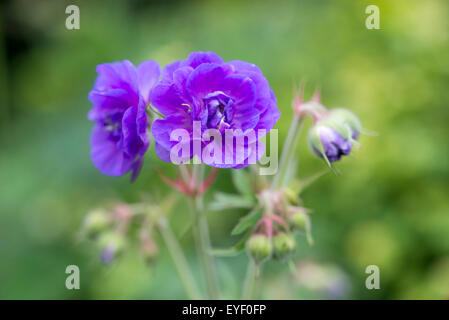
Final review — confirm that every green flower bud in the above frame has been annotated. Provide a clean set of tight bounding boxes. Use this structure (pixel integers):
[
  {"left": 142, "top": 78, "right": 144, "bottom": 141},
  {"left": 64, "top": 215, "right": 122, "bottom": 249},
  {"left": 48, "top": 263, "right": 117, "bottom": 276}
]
[
  {"left": 83, "top": 209, "right": 111, "bottom": 238},
  {"left": 246, "top": 234, "right": 272, "bottom": 263},
  {"left": 291, "top": 211, "right": 308, "bottom": 232},
  {"left": 273, "top": 232, "right": 296, "bottom": 262},
  {"left": 289, "top": 208, "right": 314, "bottom": 245}
]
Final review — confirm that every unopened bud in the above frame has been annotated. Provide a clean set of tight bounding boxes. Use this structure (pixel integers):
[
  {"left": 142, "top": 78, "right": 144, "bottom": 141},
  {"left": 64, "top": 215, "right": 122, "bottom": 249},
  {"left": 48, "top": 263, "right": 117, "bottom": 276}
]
[
  {"left": 83, "top": 209, "right": 111, "bottom": 238},
  {"left": 98, "top": 232, "right": 125, "bottom": 265},
  {"left": 290, "top": 211, "right": 308, "bottom": 232},
  {"left": 246, "top": 234, "right": 272, "bottom": 263},
  {"left": 289, "top": 208, "right": 314, "bottom": 245},
  {"left": 273, "top": 232, "right": 296, "bottom": 262},
  {"left": 307, "top": 118, "right": 352, "bottom": 164}
]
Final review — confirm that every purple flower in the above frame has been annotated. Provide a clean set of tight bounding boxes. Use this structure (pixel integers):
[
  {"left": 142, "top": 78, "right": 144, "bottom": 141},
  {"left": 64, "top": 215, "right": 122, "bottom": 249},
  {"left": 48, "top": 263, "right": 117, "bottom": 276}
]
[
  {"left": 150, "top": 51, "right": 280, "bottom": 168},
  {"left": 88, "top": 60, "right": 160, "bottom": 179},
  {"left": 308, "top": 125, "right": 352, "bottom": 163}
]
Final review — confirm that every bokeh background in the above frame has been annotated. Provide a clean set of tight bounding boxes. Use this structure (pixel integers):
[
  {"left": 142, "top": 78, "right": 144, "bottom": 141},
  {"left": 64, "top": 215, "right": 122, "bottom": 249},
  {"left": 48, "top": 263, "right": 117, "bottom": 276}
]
[{"left": 1, "top": 0, "right": 448, "bottom": 299}]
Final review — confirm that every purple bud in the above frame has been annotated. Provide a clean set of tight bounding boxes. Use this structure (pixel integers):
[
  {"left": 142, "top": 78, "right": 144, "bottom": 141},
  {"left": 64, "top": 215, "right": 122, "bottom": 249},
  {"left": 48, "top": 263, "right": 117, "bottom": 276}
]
[
  {"left": 308, "top": 125, "right": 352, "bottom": 163},
  {"left": 100, "top": 245, "right": 116, "bottom": 265},
  {"left": 98, "top": 232, "right": 125, "bottom": 265},
  {"left": 351, "top": 130, "right": 360, "bottom": 140}
]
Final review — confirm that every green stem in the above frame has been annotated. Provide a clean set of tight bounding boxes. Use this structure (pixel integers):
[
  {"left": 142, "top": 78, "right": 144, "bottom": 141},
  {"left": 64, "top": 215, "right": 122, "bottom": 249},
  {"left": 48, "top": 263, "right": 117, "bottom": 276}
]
[
  {"left": 189, "top": 164, "right": 220, "bottom": 299},
  {"left": 157, "top": 218, "right": 202, "bottom": 300},
  {"left": 242, "top": 260, "right": 257, "bottom": 299},
  {"left": 272, "top": 114, "right": 305, "bottom": 189},
  {"left": 188, "top": 196, "right": 220, "bottom": 299}
]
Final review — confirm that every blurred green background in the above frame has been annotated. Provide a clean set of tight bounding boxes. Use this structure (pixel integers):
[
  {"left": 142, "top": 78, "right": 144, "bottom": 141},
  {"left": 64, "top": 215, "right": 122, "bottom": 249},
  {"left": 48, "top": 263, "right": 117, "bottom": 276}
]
[{"left": 1, "top": 0, "right": 448, "bottom": 299}]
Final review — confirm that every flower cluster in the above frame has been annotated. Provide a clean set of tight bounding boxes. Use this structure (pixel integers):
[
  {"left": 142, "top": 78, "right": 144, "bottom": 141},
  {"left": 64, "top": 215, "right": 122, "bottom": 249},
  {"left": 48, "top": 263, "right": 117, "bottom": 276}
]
[
  {"left": 84, "top": 52, "right": 365, "bottom": 300},
  {"left": 81, "top": 203, "right": 159, "bottom": 265},
  {"left": 246, "top": 188, "right": 311, "bottom": 267},
  {"left": 87, "top": 52, "right": 280, "bottom": 179}
]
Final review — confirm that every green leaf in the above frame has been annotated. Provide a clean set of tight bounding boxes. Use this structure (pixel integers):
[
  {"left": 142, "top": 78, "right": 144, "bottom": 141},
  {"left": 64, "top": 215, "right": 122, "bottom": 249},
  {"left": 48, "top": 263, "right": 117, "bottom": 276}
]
[
  {"left": 231, "top": 169, "right": 253, "bottom": 198},
  {"left": 231, "top": 207, "right": 262, "bottom": 236},
  {"left": 208, "top": 192, "right": 255, "bottom": 211}
]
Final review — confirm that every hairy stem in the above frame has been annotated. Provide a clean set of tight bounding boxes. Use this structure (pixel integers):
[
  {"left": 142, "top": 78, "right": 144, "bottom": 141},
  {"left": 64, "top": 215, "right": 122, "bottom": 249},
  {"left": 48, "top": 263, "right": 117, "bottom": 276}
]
[
  {"left": 242, "top": 260, "right": 257, "bottom": 299},
  {"left": 272, "top": 114, "right": 305, "bottom": 189},
  {"left": 188, "top": 199, "right": 220, "bottom": 299},
  {"left": 157, "top": 218, "right": 202, "bottom": 299},
  {"left": 189, "top": 164, "right": 220, "bottom": 299}
]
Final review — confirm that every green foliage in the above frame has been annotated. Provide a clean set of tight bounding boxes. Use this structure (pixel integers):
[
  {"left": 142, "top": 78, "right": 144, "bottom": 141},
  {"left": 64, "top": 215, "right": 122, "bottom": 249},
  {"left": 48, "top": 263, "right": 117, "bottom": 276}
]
[
  {"left": 231, "top": 169, "right": 254, "bottom": 199},
  {"left": 231, "top": 208, "right": 262, "bottom": 236},
  {"left": 208, "top": 192, "right": 255, "bottom": 211},
  {"left": 273, "top": 233, "right": 296, "bottom": 262},
  {"left": 210, "top": 230, "right": 252, "bottom": 257}
]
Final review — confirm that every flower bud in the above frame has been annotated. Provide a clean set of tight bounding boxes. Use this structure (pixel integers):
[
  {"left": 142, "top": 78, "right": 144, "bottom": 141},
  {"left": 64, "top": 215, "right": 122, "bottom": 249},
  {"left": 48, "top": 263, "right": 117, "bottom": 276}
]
[
  {"left": 288, "top": 207, "right": 314, "bottom": 245},
  {"left": 273, "top": 232, "right": 296, "bottom": 262},
  {"left": 98, "top": 232, "right": 125, "bottom": 265},
  {"left": 82, "top": 209, "right": 111, "bottom": 238},
  {"left": 307, "top": 118, "right": 352, "bottom": 164},
  {"left": 290, "top": 211, "right": 308, "bottom": 232},
  {"left": 246, "top": 234, "right": 272, "bottom": 263},
  {"left": 331, "top": 108, "right": 362, "bottom": 139}
]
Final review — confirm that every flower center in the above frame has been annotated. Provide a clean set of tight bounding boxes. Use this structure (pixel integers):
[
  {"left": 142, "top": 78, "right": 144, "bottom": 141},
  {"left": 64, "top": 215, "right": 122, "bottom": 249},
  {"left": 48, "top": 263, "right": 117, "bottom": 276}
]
[
  {"left": 203, "top": 91, "right": 234, "bottom": 130},
  {"left": 103, "top": 113, "right": 123, "bottom": 142}
]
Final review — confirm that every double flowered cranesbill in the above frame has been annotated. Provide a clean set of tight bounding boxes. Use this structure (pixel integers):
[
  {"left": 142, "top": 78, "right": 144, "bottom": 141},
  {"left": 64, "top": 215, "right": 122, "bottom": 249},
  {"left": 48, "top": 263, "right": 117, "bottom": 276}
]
[
  {"left": 88, "top": 60, "right": 160, "bottom": 179},
  {"left": 150, "top": 51, "right": 280, "bottom": 168}
]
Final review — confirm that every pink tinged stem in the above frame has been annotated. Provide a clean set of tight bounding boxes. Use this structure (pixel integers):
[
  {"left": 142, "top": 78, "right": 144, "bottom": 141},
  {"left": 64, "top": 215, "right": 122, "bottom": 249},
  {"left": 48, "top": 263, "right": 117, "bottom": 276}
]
[
  {"left": 198, "top": 168, "right": 218, "bottom": 195},
  {"left": 270, "top": 214, "right": 290, "bottom": 232}
]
